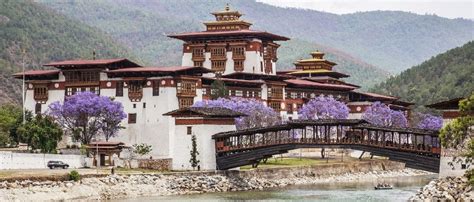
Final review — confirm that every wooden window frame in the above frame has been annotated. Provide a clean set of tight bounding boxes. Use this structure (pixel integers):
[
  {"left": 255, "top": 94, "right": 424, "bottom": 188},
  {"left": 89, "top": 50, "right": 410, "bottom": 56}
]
[
  {"left": 128, "top": 113, "right": 137, "bottom": 124},
  {"left": 178, "top": 98, "right": 194, "bottom": 109},
  {"left": 234, "top": 60, "right": 244, "bottom": 72},
  {"left": 152, "top": 80, "right": 160, "bottom": 96},
  {"left": 128, "top": 81, "right": 143, "bottom": 101},
  {"left": 187, "top": 126, "right": 192, "bottom": 135},
  {"left": 33, "top": 85, "right": 48, "bottom": 101},
  {"left": 116, "top": 81, "right": 124, "bottom": 97}
]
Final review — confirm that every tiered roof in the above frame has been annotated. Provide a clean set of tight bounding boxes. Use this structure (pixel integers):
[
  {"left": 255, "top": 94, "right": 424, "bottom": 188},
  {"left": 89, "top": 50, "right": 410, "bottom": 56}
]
[
  {"left": 44, "top": 58, "right": 140, "bottom": 69},
  {"left": 168, "top": 5, "right": 289, "bottom": 41}
]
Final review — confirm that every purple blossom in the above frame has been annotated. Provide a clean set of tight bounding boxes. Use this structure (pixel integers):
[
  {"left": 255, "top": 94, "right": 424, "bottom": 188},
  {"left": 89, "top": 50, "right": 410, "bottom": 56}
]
[
  {"left": 48, "top": 92, "right": 127, "bottom": 143},
  {"left": 417, "top": 114, "right": 443, "bottom": 130},
  {"left": 362, "top": 102, "right": 408, "bottom": 127},
  {"left": 298, "top": 96, "right": 349, "bottom": 120},
  {"left": 193, "top": 97, "right": 280, "bottom": 130}
]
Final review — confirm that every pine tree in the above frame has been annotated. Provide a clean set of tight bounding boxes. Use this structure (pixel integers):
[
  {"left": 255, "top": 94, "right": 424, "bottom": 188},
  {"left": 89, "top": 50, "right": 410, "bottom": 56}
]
[
  {"left": 189, "top": 134, "right": 200, "bottom": 170},
  {"left": 210, "top": 74, "right": 228, "bottom": 100}
]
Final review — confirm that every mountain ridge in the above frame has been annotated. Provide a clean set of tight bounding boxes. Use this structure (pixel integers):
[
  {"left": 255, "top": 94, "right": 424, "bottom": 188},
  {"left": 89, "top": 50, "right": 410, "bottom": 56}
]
[{"left": 371, "top": 41, "right": 474, "bottom": 106}]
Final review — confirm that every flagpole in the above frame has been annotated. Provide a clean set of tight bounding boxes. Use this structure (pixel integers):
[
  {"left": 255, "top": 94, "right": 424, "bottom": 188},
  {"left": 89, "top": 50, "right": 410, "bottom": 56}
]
[{"left": 22, "top": 48, "right": 26, "bottom": 124}]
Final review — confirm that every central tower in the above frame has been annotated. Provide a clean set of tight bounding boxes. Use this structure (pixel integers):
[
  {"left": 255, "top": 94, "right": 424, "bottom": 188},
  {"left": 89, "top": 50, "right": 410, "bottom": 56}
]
[{"left": 168, "top": 5, "right": 289, "bottom": 76}]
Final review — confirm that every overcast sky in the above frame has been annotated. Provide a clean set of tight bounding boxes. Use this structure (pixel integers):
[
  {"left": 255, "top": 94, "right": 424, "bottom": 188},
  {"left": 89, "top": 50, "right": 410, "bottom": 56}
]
[{"left": 257, "top": 0, "right": 474, "bottom": 19}]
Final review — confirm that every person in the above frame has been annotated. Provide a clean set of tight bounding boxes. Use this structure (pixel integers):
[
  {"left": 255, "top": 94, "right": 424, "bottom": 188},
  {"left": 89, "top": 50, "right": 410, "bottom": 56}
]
[{"left": 111, "top": 167, "right": 115, "bottom": 175}]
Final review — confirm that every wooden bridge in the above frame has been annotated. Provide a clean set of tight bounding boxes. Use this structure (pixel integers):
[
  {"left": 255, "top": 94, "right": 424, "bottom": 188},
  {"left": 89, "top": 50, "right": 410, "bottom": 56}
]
[{"left": 212, "top": 119, "right": 441, "bottom": 173}]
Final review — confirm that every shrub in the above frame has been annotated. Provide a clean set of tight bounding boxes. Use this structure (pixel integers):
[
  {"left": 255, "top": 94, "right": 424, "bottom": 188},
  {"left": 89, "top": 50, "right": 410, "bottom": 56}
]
[
  {"left": 67, "top": 170, "right": 81, "bottom": 181},
  {"left": 465, "top": 169, "right": 474, "bottom": 186}
]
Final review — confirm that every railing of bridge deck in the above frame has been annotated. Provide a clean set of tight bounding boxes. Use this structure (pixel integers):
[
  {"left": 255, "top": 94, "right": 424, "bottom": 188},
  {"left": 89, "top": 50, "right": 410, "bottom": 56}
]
[{"left": 213, "top": 121, "right": 440, "bottom": 157}]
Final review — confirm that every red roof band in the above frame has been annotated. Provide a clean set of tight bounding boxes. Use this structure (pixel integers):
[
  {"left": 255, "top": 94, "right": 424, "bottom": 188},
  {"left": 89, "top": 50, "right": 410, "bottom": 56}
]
[{"left": 168, "top": 30, "right": 290, "bottom": 41}]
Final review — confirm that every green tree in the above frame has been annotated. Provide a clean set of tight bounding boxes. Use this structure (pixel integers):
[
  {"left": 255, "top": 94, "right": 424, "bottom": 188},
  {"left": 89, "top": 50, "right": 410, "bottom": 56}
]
[
  {"left": 0, "top": 104, "right": 29, "bottom": 147},
  {"left": 210, "top": 76, "right": 228, "bottom": 100},
  {"left": 439, "top": 93, "right": 474, "bottom": 183},
  {"left": 17, "top": 114, "right": 63, "bottom": 153},
  {"left": 189, "top": 134, "right": 200, "bottom": 170},
  {"left": 132, "top": 143, "right": 153, "bottom": 157}
]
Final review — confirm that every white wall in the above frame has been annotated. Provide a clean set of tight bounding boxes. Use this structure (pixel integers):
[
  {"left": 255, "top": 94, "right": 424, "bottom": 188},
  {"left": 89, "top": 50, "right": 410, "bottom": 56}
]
[
  {"left": 171, "top": 121, "right": 236, "bottom": 170},
  {"left": 439, "top": 156, "right": 471, "bottom": 177},
  {"left": 0, "top": 151, "right": 84, "bottom": 169},
  {"left": 109, "top": 83, "right": 178, "bottom": 158}
]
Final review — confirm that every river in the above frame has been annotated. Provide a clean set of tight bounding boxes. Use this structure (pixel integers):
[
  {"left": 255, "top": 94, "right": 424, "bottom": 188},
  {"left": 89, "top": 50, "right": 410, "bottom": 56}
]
[{"left": 118, "top": 174, "right": 436, "bottom": 201}]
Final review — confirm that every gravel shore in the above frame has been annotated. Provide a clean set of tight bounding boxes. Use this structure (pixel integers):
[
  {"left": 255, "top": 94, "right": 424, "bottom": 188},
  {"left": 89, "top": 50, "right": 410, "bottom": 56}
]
[{"left": 0, "top": 167, "right": 430, "bottom": 201}]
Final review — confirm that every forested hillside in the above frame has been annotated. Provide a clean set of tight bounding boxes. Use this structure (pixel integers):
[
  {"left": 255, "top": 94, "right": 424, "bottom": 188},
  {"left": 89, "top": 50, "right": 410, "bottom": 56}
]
[
  {"left": 278, "top": 39, "right": 389, "bottom": 88},
  {"left": 39, "top": 0, "right": 474, "bottom": 74},
  {"left": 0, "top": 0, "right": 139, "bottom": 104},
  {"left": 372, "top": 41, "right": 474, "bottom": 106}
]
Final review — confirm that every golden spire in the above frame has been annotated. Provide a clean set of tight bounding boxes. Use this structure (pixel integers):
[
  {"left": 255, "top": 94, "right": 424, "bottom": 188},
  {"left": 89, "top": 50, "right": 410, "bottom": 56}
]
[{"left": 310, "top": 50, "right": 325, "bottom": 59}]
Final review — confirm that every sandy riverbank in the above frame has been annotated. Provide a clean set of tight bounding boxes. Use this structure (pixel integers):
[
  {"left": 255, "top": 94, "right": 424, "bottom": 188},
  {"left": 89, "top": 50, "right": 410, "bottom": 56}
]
[{"left": 0, "top": 160, "right": 432, "bottom": 201}]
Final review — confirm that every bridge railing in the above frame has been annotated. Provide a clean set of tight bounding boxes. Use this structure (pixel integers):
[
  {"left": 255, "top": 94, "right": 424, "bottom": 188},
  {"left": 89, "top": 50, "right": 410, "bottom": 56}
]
[{"left": 213, "top": 119, "right": 440, "bottom": 157}]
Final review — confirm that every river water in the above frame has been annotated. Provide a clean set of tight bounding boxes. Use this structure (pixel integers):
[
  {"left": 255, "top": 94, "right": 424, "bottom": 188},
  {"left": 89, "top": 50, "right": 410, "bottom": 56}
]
[{"left": 119, "top": 174, "right": 436, "bottom": 201}]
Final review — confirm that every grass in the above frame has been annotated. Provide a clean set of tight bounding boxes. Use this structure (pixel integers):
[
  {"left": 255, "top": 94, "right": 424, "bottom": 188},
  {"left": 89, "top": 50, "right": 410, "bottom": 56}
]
[{"left": 240, "top": 156, "right": 357, "bottom": 170}]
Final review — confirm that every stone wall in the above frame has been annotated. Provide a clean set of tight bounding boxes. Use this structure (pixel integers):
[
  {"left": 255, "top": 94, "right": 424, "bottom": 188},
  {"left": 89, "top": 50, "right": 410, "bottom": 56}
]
[{"left": 138, "top": 159, "right": 172, "bottom": 171}]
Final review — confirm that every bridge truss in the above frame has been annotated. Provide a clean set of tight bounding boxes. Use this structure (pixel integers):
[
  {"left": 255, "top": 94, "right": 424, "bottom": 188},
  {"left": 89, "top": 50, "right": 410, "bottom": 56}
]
[{"left": 212, "top": 119, "right": 441, "bottom": 173}]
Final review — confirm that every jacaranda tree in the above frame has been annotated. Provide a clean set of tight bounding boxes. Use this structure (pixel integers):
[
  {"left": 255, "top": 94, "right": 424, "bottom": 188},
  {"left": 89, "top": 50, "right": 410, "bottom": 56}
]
[
  {"left": 362, "top": 102, "right": 408, "bottom": 127},
  {"left": 416, "top": 113, "right": 443, "bottom": 130},
  {"left": 48, "top": 91, "right": 127, "bottom": 144},
  {"left": 193, "top": 97, "right": 280, "bottom": 130},
  {"left": 298, "top": 96, "right": 349, "bottom": 120}
]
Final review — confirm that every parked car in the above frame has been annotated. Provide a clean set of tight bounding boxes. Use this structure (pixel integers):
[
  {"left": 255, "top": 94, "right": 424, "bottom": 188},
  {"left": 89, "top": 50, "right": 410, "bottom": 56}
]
[{"left": 47, "top": 161, "right": 69, "bottom": 169}]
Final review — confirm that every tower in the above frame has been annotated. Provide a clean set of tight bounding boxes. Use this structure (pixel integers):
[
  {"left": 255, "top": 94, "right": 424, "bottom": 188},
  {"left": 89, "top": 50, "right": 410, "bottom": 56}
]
[{"left": 168, "top": 5, "right": 289, "bottom": 76}]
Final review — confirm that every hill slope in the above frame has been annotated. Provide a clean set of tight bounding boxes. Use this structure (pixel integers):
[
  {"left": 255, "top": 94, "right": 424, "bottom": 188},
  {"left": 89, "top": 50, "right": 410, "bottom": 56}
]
[
  {"left": 0, "top": 0, "right": 139, "bottom": 104},
  {"left": 371, "top": 41, "right": 474, "bottom": 106},
  {"left": 34, "top": 0, "right": 390, "bottom": 88},
  {"left": 39, "top": 0, "right": 474, "bottom": 74}
]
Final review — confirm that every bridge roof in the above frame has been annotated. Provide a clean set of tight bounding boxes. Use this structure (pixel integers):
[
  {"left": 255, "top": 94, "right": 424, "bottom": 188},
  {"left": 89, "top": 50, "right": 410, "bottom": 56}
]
[
  {"left": 212, "top": 119, "right": 367, "bottom": 139},
  {"left": 213, "top": 119, "right": 438, "bottom": 138},
  {"left": 353, "top": 123, "right": 439, "bottom": 136}
]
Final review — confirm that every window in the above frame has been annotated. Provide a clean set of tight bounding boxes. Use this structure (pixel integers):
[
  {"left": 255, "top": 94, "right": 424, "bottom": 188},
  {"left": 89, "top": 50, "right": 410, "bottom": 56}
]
[
  {"left": 269, "top": 101, "right": 281, "bottom": 111},
  {"left": 268, "top": 86, "right": 283, "bottom": 99},
  {"left": 235, "top": 90, "right": 243, "bottom": 97},
  {"left": 128, "top": 113, "right": 137, "bottom": 124},
  {"left": 133, "top": 104, "right": 136, "bottom": 108},
  {"left": 143, "top": 103, "right": 146, "bottom": 108},
  {"left": 35, "top": 103, "right": 42, "bottom": 114},
  {"left": 264, "top": 59, "right": 272, "bottom": 73},
  {"left": 128, "top": 81, "right": 143, "bottom": 101},
  {"left": 211, "top": 60, "right": 226, "bottom": 72},
  {"left": 179, "top": 98, "right": 194, "bottom": 109},
  {"left": 116, "top": 81, "right": 124, "bottom": 97},
  {"left": 193, "top": 61, "right": 203, "bottom": 67},
  {"left": 64, "top": 71, "right": 100, "bottom": 85},
  {"left": 234, "top": 60, "right": 244, "bottom": 71},
  {"left": 231, "top": 46, "right": 245, "bottom": 59},
  {"left": 192, "top": 48, "right": 204, "bottom": 59},
  {"left": 187, "top": 126, "right": 192, "bottom": 135},
  {"left": 210, "top": 47, "right": 226, "bottom": 58},
  {"left": 65, "top": 86, "right": 99, "bottom": 96},
  {"left": 176, "top": 80, "right": 196, "bottom": 96},
  {"left": 33, "top": 85, "right": 48, "bottom": 101},
  {"left": 152, "top": 80, "right": 160, "bottom": 96}
]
